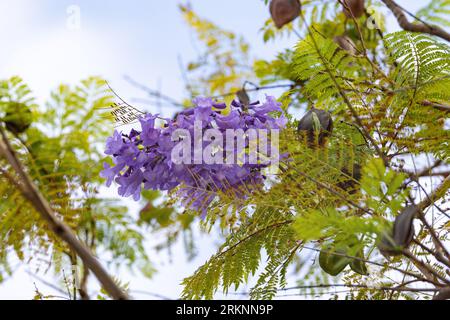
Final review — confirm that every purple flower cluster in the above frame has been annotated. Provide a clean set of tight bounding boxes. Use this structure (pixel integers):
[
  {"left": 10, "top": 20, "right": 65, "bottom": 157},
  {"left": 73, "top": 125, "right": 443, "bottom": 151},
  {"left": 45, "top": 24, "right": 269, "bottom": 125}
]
[{"left": 100, "top": 96, "right": 286, "bottom": 216}]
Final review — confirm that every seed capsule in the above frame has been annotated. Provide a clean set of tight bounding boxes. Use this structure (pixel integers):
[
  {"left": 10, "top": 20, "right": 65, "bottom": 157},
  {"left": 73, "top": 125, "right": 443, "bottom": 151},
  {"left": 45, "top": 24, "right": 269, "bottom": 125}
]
[
  {"left": 378, "top": 205, "right": 417, "bottom": 257},
  {"left": 349, "top": 248, "right": 368, "bottom": 275},
  {"left": 333, "top": 35, "right": 357, "bottom": 55},
  {"left": 319, "top": 237, "right": 368, "bottom": 276},
  {"left": 393, "top": 205, "right": 416, "bottom": 248},
  {"left": 4, "top": 102, "right": 32, "bottom": 134},
  {"left": 297, "top": 108, "right": 333, "bottom": 147},
  {"left": 341, "top": 0, "right": 365, "bottom": 19},
  {"left": 319, "top": 247, "right": 351, "bottom": 276},
  {"left": 269, "top": 0, "right": 301, "bottom": 29}
]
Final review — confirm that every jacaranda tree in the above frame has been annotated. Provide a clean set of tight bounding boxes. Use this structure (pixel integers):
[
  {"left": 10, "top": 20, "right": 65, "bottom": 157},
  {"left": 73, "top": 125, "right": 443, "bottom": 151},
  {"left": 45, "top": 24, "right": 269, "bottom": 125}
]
[{"left": 0, "top": 0, "right": 449, "bottom": 300}]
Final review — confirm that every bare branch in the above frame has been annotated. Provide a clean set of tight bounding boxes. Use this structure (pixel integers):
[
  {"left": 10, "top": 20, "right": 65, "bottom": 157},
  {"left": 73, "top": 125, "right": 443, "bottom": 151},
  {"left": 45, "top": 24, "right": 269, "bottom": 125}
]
[
  {"left": 381, "top": 0, "right": 450, "bottom": 42},
  {"left": 403, "top": 249, "right": 450, "bottom": 285},
  {"left": 124, "top": 75, "right": 186, "bottom": 108},
  {"left": 421, "top": 100, "right": 450, "bottom": 112}
]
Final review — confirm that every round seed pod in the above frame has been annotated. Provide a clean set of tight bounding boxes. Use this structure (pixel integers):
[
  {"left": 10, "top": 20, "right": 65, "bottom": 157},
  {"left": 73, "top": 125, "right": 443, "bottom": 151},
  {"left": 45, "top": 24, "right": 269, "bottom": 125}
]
[
  {"left": 320, "top": 236, "right": 368, "bottom": 276},
  {"left": 393, "top": 205, "right": 416, "bottom": 248},
  {"left": 297, "top": 108, "right": 333, "bottom": 147},
  {"left": 342, "top": 0, "right": 365, "bottom": 19},
  {"left": 319, "top": 247, "right": 351, "bottom": 276},
  {"left": 270, "top": 0, "right": 301, "bottom": 29},
  {"left": 4, "top": 102, "right": 32, "bottom": 134},
  {"left": 333, "top": 35, "right": 357, "bottom": 56},
  {"left": 378, "top": 205, "right": 417, "bottom": 257}
]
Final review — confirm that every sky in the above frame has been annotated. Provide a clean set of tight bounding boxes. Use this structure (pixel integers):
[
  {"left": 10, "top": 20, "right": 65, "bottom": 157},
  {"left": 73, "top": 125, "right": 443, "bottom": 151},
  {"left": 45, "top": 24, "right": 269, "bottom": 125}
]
[{"left": 0, "top": 0, "right": 430, "bottom": 300}]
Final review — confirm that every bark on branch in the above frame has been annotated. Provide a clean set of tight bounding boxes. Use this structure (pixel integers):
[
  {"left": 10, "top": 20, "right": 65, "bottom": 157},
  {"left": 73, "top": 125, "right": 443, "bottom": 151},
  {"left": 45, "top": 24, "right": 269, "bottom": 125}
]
[
  {"left": 0, "top": 127, "right": 128, "bottom": 300},
  {"left": 421, "top": 100, "right": 450, "bottom": 112},
  {"left": 381, "top": 0, "right": 450, "bottom": 42}
]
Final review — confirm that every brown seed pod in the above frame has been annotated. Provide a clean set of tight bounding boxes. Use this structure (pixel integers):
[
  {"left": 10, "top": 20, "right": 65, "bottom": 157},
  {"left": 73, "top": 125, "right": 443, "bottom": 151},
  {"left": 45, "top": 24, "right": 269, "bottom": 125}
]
[
  {"left": 333, "top": 35, "right": 358, "bottom": 56},
  {"left": 378, "top": 205, "right": 417, "bottom": 257},
  {"left": 297, "top": 108, "right": 333, "bottom": 147},
  {"left": 341, "top": 0, "right": 365, "bottom": 19},
  {"left": 269, "top": 0, "right": 301, "bottom": 29},
  {"left": 236, "top": 89, "right": 250, "bottom": 107}
]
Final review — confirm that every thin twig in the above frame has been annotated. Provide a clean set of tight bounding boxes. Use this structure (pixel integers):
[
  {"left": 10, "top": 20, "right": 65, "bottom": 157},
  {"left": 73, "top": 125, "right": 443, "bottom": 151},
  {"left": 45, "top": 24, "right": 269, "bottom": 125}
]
[
  {"left": 124, "top": 75, "right": 186, "bottom": 108},
  {"left": 282, "top": 163, "right": 372, "bottom": 215},
  {"left": 421, "top": 100, "right": 450, "bottom": 112},
  {"left": 26, "top": 270, "right": 68, "bottom": 296},
  {"left": 403, "top": 249, "right": 450, "bottom": 285}
]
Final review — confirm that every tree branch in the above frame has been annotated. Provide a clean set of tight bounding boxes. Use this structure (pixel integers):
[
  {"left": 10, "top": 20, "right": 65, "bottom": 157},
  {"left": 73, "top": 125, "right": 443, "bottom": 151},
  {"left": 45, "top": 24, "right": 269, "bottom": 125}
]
[
  {"left": 403, "top": 249, "right": 450, "bottom": 285},
  {"left": 417, "top": 175, "right": 450, "bottom": 211},
  {"left": 124, "top": 75, "right": 186, "bottom": 108},
  {"left": 0, "top": 127, "right": 128, "bottom": 300},
  {"left": 421, "top": 100, "right": 450, "bottom": 112},
  {"left": 381, "top": 0, "right": 450, "bottom": 42}
]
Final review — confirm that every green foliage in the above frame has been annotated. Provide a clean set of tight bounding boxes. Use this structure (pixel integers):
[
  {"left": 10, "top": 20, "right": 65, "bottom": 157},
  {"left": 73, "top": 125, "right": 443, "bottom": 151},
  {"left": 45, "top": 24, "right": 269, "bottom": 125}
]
[
  {"left": 1, "top": 1, "right": 450, "bottom": 301},
  {"left": 0, "top": 77, "right": 153, "bottom": 288},
  {"left": 416, "top": 0, "right": 450, "bottom": 28},
  {"left": 385, "top": 31, "right": 450, "bottom": 88},
  {"left": 384, "top": 31, "right": 450, "bottom": 161},
  {"left": 292, "top": 32, "right": 358, "bottom": 108},
  {"left": 177, "top": 2, "right": 450, "bottom": 300},
  {"left": 179, "top": 5, "right": 253, "bottom": 98},
  {"left": 254, "top": 50, "right": 296, "bottom": 85},
  {"left": 360, "top": 158, "right": 408, "bottom": 216},
  {"left": 182, "top": 207, "right": 295, "bottom": 300}
]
